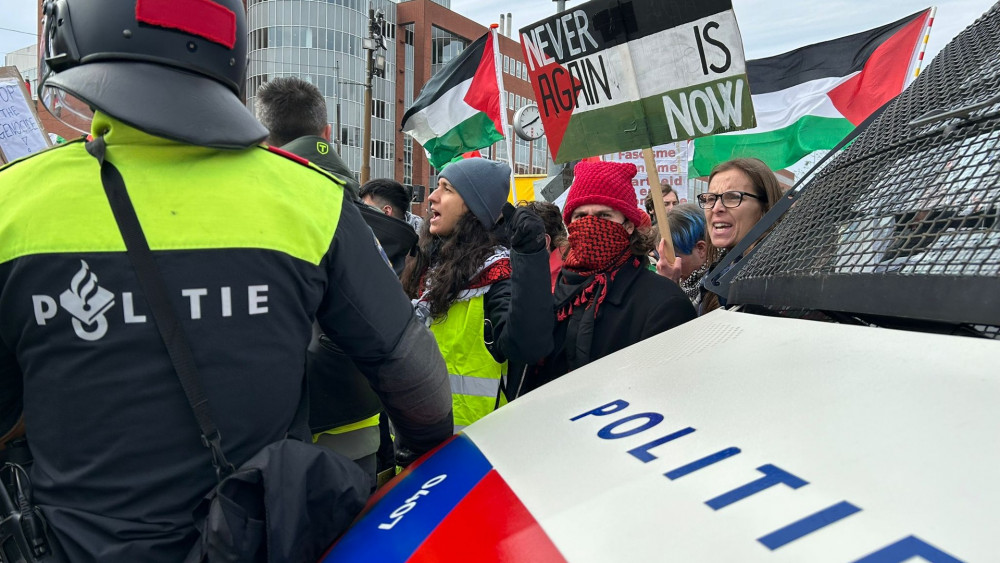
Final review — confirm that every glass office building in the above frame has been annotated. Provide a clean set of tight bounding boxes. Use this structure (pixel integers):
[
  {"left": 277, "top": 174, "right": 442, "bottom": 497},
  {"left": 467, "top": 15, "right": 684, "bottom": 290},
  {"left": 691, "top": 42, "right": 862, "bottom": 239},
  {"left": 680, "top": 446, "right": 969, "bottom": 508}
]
[{"left": 246, "top": 0, "right": 399, "bottom": 181}]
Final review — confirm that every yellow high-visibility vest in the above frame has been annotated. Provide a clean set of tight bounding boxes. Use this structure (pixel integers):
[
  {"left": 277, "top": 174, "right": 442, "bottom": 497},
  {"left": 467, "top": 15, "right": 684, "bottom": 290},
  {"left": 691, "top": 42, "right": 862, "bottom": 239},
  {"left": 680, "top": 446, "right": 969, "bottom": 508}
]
[{"left": 429, "top": 295, "right": 506, "bottom": 431}]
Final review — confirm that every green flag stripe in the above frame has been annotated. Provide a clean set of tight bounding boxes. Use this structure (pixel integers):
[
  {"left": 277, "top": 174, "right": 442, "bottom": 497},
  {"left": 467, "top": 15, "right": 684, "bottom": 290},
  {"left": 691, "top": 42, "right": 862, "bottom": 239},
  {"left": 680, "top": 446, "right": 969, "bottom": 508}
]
[
  {"left": 421, "top": 112, "right": 504, "bottom": 170},
  {"left": 691, "top": 115, "right": 855, "bottom": 177},
  {"left": 555, "top": 75, "right": 754, "bottom": 163}
]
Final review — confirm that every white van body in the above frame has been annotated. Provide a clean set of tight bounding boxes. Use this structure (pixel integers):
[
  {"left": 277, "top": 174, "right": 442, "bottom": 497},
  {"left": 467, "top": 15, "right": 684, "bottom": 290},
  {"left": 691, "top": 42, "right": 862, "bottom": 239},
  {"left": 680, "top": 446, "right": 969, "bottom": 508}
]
[{"left": 325, "top": 310, "right": 997, "bottom": 562}]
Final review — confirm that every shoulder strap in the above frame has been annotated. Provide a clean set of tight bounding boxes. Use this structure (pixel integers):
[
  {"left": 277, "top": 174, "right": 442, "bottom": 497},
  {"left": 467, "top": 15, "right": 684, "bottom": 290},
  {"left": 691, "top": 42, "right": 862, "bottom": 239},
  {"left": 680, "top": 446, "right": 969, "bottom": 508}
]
[{"left": 85, "top": 136, "right": 234, "bottom": 480}]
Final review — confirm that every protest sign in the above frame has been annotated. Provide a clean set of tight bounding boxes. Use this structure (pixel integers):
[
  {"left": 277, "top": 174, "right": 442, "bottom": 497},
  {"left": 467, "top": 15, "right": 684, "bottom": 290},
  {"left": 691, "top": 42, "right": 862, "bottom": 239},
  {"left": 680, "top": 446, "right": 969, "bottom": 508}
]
[
  {"left": 519, "top": 0, "right": 755, "bottom": 164},
  {"left": 0, "top": 66, "right": 50, "bottom": 164},
  {"left": 604, "top": 142, "right": 689, "bottom": 204},
  {"left": 520, "top": 0, "right": 755, "bottom": 260}
]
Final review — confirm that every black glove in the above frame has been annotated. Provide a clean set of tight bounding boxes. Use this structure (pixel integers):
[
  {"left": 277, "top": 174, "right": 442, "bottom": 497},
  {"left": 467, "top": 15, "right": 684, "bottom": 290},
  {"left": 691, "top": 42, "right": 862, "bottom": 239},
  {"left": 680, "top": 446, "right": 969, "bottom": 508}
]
[
  {"left": 394, "top": 443, "right": 421, "bottom": 468},
  {"left": 506, "top": 207, "right": 547, "bottom": 254}
]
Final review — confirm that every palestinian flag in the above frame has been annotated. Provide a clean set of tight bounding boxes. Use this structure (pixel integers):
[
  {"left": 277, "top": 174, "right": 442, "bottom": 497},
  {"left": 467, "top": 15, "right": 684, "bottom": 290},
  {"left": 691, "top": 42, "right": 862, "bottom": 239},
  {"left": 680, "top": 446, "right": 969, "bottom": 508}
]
[
  {"left": 401, "top": 32, "right": 504, "bottom": 170},
  {"left": 691, "top": 9, "right": 934, "bottom": 176}
]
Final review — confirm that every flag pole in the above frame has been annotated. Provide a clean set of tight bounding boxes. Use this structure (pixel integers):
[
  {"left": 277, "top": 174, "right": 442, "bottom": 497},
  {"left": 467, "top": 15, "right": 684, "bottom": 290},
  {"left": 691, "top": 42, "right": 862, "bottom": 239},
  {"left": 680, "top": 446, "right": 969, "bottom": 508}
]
[
  {"left": 913, "top": 7, "right": 937, "bottom": 80},
  {"left": 490, "top": 23, "right": 517, "bottom": 204}
]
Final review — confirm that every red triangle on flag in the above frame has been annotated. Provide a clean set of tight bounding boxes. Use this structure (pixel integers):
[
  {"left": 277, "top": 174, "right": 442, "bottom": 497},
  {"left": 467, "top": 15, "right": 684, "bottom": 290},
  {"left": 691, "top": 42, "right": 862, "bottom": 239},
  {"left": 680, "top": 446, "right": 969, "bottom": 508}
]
[
  {"left": 827, "top": 10, "right": 930, "bottom": 125},
  {"left": 464, "top": 32, "right": 504, "bottom": 136}
]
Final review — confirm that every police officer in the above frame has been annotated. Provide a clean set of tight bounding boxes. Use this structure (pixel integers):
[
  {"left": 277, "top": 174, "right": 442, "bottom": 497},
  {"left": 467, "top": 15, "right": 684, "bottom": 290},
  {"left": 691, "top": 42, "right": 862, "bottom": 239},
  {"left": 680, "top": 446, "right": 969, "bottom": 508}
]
[
  {"left": 254, "top": 76, "right": 418, "bottom": 488},
  {"left": 0, "top": 1, "right": 452, "bottom": 560}
]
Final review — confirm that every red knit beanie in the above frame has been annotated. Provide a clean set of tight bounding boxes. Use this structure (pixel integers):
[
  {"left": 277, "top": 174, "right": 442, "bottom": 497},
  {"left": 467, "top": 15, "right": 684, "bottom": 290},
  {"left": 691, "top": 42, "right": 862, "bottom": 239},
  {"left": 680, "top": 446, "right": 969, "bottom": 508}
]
[{"left": 563, "top": 161, "right": 648, "bottom": 228}]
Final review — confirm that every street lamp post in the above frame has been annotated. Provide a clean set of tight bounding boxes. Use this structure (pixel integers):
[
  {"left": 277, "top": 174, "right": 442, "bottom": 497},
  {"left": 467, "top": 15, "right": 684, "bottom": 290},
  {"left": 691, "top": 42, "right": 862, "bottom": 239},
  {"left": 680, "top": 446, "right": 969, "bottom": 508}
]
[
  {"left": 361, "top": 7, "right": 387, "bottom": 185},
  {"left": 336, "top": 78, "right": 367, "bottom": 164},
  {"left": 333, "top": 62, "right": 341, "bottom": 153}
]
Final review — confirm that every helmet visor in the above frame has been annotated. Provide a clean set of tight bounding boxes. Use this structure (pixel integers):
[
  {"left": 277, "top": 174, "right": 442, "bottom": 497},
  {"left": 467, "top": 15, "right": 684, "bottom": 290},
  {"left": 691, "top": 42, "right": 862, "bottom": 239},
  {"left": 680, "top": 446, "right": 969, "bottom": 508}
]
[
  {"left": 40, "top": 85, "right": 93, "bottom": 137},
  {"left": 39, "top": 6, "right": 92, "bottom": 136}
]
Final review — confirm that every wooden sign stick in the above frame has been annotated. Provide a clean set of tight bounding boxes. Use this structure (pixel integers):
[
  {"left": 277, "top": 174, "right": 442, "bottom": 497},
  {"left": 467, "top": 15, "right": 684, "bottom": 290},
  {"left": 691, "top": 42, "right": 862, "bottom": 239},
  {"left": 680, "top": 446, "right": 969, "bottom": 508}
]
[{"left": 642, "top": 147, "right": 675, "bottom": 263}]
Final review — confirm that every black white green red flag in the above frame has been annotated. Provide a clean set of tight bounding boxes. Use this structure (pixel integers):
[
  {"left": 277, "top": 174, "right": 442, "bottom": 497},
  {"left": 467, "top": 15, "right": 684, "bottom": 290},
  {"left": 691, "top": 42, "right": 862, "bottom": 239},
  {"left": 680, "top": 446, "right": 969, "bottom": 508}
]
[
  {"left": 401, "top": 32, "right": 505, "bottom": 170},
  {"left": 520, "top": 0, "right": 756, "bottom": 164},
  {"left": 690, "top": 9, "right": 935, "bottom": 176}
]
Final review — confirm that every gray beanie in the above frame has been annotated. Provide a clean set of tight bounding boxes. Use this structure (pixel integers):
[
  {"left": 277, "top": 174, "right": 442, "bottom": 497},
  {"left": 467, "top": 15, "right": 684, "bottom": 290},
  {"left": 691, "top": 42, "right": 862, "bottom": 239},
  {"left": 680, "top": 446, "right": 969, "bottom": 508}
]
[{"left": 439, "top": 158, "right": 511, "bottom": 228}]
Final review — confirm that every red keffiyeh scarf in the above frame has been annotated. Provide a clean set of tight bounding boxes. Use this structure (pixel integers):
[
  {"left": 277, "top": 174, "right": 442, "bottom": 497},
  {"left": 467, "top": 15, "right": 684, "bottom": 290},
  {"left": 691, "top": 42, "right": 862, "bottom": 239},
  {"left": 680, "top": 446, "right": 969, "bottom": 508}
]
[
  {"left": 557, "top": 216, "right": 634, "bottom": 321},
  {"left": 467, "top": 256, "right": 511, "bottom": 289}
]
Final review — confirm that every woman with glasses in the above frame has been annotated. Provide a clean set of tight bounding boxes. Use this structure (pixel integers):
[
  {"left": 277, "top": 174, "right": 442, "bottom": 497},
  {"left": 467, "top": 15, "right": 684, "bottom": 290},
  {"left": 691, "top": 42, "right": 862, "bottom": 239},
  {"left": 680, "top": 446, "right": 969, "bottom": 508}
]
[{"left": 658, "top": 158, "right": 783, "bottom": 314}]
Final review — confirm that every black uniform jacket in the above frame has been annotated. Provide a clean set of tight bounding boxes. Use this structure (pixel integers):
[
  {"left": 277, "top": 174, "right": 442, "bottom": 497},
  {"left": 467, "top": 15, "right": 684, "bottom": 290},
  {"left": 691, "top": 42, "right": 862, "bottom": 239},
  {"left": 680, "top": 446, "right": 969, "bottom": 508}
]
[
  {"left": 0, "top": 120, "right": 451, "bottom": 562},
  {"left": 524, "top": 258, "right": 697, "bottom": 393}
]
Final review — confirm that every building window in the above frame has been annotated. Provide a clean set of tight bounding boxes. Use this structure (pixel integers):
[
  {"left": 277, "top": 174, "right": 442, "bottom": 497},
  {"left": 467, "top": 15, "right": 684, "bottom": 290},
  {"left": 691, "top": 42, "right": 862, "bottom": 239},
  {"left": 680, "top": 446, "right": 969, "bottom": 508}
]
[{"left": 431, "top": 26, "right": 469, "bottom": 77}]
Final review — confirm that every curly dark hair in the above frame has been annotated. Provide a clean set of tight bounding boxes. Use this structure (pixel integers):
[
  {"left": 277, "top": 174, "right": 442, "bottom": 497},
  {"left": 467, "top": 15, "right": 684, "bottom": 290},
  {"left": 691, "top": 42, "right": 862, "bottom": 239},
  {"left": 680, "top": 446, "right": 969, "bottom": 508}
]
[
  {"left": 629, "top": 226, "right": 657, "bottom": 257},
  {"left": 401, "top": 212, "right": 505, "bottom": 320}
]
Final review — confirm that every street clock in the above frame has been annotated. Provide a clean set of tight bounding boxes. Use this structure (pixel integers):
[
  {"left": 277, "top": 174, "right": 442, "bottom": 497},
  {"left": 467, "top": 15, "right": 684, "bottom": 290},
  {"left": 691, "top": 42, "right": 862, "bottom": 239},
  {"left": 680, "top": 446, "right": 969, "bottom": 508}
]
[{"left": 513, "top": 104, "right": 545, "bottom": 140}]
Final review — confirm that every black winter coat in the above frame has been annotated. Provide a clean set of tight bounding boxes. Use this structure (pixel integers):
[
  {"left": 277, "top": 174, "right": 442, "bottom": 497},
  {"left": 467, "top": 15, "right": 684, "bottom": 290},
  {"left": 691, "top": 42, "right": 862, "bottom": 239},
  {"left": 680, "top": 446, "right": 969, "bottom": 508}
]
[
  {"left": 483, "top": 247, "right": 555, "bottom": 399},
  {"left": 523, "top": 258, "right": 696, "bottom": 393}
]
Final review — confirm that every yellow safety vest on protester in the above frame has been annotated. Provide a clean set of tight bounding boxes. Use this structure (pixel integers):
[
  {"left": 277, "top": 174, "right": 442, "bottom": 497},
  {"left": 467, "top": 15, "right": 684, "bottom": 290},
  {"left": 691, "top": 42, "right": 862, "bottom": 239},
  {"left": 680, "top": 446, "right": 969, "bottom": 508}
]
[{"left": 429, "top": 295, "right": 506, "bottom": 431}]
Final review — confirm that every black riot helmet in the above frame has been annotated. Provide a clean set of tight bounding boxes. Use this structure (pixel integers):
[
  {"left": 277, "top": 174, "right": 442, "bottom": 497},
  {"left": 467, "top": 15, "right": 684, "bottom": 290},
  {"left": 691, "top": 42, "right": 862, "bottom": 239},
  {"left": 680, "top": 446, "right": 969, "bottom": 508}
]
[{"left": 39, "top": 0, "right": 267, "bottom": 148}]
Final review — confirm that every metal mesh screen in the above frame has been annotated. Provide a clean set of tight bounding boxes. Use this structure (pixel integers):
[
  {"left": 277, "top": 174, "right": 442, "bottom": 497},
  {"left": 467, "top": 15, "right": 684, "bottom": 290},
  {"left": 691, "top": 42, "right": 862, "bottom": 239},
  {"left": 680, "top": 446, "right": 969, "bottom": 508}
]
[{"left": 729, "top": 4, "right": 1000, "bottom": 332}]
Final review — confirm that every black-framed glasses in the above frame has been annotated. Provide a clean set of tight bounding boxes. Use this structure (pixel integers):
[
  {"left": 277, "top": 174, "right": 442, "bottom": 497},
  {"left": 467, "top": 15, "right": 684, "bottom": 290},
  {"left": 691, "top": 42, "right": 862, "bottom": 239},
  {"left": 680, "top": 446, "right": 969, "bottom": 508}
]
[{"left": 696, "top": 191, "right": 764, "bottom": 209}]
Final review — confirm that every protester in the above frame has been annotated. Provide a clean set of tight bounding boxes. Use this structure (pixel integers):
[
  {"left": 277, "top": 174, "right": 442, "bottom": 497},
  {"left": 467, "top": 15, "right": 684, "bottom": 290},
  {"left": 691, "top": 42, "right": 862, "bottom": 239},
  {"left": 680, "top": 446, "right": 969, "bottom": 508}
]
[
  {"left": 519, "top": 200, "right": 569, "bottom": 291},
  {"left": 402, "top": 158, "right": 553, "bottom": 430},
  {"left": 659, "top": 203, "right": 711, "bottom": 306},
  {"left": 520, "top": 161, "right": 696, "bottom": 395},
  {"left": 645, "top": 181, "right": 681, "bottom": 224},
  {"left": 0, "top": 2, "right": 452, "bottom": 560},
  {"left": 255, "top": 76, "right": 361, "bottom": 198},
  {"left": 361, "top": 178, "right": 411, "bottom": 222},
  {"left": 354, "top": 178, "right": 420, "bottom": 276},
  {"left": 694, "top": 157, "right": 783, "bottom": 314}
]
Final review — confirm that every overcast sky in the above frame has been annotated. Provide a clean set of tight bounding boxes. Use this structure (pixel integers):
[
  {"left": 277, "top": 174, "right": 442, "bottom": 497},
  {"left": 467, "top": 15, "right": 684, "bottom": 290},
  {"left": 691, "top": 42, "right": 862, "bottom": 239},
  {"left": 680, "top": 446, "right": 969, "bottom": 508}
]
[
  {"left": 453, "top": 0, "right": 995, "bottom": 64},
  {"left": 0, "top": 0, "right": 37, "bottom": 56},
  {"left": 450, "top": 0, "right": 996, "bottom": 174},
  {"left": 2, "top": 1, "right": 996, "bottom": 63}
]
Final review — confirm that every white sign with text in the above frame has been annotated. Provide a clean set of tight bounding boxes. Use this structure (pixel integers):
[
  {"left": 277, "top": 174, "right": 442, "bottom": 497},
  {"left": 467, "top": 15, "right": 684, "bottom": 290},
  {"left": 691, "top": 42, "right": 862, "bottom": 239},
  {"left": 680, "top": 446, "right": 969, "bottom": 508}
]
[{"left": 0, "top": 72, "right": 49, "bottom": 163}]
